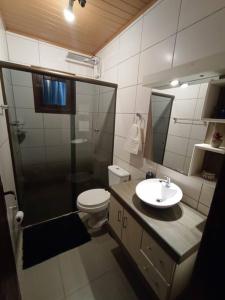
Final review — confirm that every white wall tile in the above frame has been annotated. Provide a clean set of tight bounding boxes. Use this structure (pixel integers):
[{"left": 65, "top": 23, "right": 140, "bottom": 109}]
[
  {"left": 171, "top": 99, "right": 196, "bottom": 119},
  {"left": 39, "top": 42, "right": 68, "bottom": 72},
  {"left": 163, "top": 151, "right": 185, "bottom": 172},
  {"left": 189, "top": 124, "right": 207, "bottom": 140},
  {"left": 139, "top": 36, "right": 175, "bottom": 83},
  {"left": 174, "top": 8, "right": 225, "bottom": 66},
  {"left": 165, "top": 135, "right": 188, "bottom": 156},
  {"left": 116, "top": 86, "right": 137, "bottom": 113},
  {"left": 114, "top": 136, "right": 130, "bottom": 163},
  {"left": 102, "top": 67, "right": 118, "bottom": 84},
  {"left": 0, "top": 16, "right": 8, "bottom": 60},
  {"left": 16, "top": 108, "right": 43, "bottom": 128},
  {"left": 119, "top": 20, "right": 142, "bottom": 62},
  {"left": 43, "top": 114, "right": 70, "bottom": 129},
  {"left": 161, "top": 84, "right": 200, "bottom": 100},
  {"left": 118, "top": 55, "right": 139, "bottom": 88},
  {"left": 178, "top": 0, "right": 225, "bottom": 30},
  {"left": 20, "top": 129, "right": 44, "bottom": 147},
  {"left": 11, "top": 70, "right": 33, "bottom": 87},
  {"left": 13, "top": 86, "right": 34, "bottom": 108},
  {"left": 7, "top": 32, "right": 40, "bottom": 65},
  {"left": 115, "top": 114, "right": 134, "bottom": 138},
  {"left": 142, "top": 0, "right": 181, "bottom": 50},
  {"left": 21, "top": 147, "right": 45, "bottom": 166},
  {"left": 135, "top": 85, "right": 151, "bottom": 114},
  {"left": 168, "top": 119, "right": 192, "bottom": 138}
]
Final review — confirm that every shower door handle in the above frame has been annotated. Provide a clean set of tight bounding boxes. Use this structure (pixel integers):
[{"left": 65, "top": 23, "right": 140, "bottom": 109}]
[{"left": 94, "top": 129, "right": 100, "bottom": 133}]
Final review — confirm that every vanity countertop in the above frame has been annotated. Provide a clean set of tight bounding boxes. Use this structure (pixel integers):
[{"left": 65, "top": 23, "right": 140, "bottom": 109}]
[{"left": 110, "top": 180, "right": 206, "bottom": 263}]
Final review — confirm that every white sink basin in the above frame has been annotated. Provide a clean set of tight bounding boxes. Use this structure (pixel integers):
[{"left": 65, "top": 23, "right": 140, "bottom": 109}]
[{"left": 136, "top": 178, "right": 183, "bottom": 209}]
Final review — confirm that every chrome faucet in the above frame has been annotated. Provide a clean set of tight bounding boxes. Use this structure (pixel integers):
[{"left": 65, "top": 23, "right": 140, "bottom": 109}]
[{"left": 164, "top": 176, "right": 171, "bottom": 187}]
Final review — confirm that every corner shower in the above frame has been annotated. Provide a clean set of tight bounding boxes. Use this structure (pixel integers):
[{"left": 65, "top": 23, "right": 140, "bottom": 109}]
[{"left": 1, "top": 65, "right": 117, "bottom": 226}]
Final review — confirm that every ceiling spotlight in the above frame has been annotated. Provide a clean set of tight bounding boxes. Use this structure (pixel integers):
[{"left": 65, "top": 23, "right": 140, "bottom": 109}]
[
  {"left": 64, "top": 0, "right": 75, "bottom": 23},
  {"left": 78, "top": 0, "right": 86, "bottom": 7},
  {"left": 170, "top": 79, "right": 179, "bottom": 87},
  {"left": 181, "top": 83, "right": 189, "bottom": 88}
]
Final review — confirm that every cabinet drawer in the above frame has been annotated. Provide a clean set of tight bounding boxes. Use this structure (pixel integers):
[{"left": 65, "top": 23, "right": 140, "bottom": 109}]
[
  {"left": 141, "top": 230, "right": 175, "bottom": 283},
  {"left": 138, "top": 249, "right": 170, "bottom": 300}
]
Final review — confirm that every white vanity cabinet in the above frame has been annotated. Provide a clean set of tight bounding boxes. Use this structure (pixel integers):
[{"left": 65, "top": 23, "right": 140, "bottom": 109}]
[
  {"left": 109, "top": 196, "right": 198, "bottom": 300},
  {"left": 109, "top": 195, "right": 142, "bottom": 262}
]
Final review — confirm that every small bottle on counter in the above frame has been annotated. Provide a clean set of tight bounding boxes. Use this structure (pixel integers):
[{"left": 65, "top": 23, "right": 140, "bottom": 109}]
[{"left": 146, "top": 171, "right": 155, "bottom": 179}]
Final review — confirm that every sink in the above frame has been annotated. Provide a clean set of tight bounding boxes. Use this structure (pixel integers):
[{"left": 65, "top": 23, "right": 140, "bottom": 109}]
[{"left": 136, "top": 178, "right": 183, "bottom": 209}]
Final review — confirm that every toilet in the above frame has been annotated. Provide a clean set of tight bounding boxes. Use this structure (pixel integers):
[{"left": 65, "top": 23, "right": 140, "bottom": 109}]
[{"left": 77, "top": 165, "right": 130, "bottom": 229}]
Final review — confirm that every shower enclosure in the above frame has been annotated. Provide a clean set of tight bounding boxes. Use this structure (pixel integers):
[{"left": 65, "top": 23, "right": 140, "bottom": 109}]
[{"left": 1, "top": 65, "right": 116, "bottom": 226}]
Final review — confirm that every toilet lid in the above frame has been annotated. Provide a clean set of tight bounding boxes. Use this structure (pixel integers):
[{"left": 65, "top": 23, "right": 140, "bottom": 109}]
[{"left": 77, "top": 189, "right": 110, "bottom": 208}]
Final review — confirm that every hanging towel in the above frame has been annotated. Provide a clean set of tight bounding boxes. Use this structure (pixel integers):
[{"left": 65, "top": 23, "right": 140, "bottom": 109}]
[{"left": 124, "top": 120, "right": 142, "bottom": 155}]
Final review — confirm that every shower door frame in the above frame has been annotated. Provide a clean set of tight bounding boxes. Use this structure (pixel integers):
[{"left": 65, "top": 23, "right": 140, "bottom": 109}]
[{"left": 0, "top": 60, "right": 117, "bottom": 212}]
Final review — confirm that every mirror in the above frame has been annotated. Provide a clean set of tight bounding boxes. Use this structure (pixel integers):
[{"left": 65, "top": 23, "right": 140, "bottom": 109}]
[{"left": 146, "top": 78, "right": 216, "bottom": 175}]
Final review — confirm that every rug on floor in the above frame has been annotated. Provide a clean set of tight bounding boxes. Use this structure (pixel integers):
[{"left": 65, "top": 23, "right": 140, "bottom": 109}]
[{"left": 23, "top": 213, "right": 91, "bottom": 269}]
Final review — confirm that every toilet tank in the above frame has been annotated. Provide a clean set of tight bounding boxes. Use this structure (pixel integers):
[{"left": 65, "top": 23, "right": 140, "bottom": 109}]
[{"left": 108, "top": 165, "right": 130, "bottom": 186}]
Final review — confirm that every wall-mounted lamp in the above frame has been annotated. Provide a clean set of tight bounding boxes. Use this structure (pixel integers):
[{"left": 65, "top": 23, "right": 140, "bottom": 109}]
[
  {"left": 170, "top": 79, "right": 180, "bottom": 87},
  {"left": 64, "top": 0, "right": 87, "bottom": 23}
]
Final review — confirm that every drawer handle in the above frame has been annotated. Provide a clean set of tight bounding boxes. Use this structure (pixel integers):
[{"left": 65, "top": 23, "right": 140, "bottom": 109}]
[
  {"left": 122, "top": 216, "right": 127, "bottom": 228},
  {"left": 147, "top": 245, "right": 152, "bottom": 251},
  {"left": 117, "top": 210, "right": 121, "bottom": 222},
  {"left": 143, "top": 265, "right": 148, "bottom": 271}
]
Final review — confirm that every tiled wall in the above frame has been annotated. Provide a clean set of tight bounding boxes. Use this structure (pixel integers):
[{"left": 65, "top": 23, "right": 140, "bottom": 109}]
[
  {"left": 159, "top": 83, "right": 208, "bottom": 174},
  {"left": 97, "top": 0, "right": 225, "bottom": 216},
  {"left": 6, "top": 31, "right": 94, "bottom": 78},
  {"left": 0, "top": 17, "right": 19, "bottom": 252}
]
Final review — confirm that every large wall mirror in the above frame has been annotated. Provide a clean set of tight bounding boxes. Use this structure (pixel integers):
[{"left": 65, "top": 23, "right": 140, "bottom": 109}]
[{"left": 145, "top": 75, "right": 223, "bottom": 175}]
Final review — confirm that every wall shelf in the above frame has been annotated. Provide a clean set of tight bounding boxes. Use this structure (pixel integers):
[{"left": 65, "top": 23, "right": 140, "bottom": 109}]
[{"left": 195, "top": 143, "right": 225, "bottom": 155}]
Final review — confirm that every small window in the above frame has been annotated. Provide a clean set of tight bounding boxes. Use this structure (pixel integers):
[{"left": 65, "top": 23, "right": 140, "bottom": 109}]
[{"left": 32, "top": 73, "right": 75, "bottom": 114}]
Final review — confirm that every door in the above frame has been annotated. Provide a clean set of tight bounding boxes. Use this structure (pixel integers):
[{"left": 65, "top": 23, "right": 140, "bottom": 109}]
[
  {"left": 121, "top": 208, "right": 143, "bottom": 262},
  {"left": 108, "top": 196, "right": 123, "bottom": 238},
  {"left": 0, "top": 177, "right": 21, "bottom": 300}
]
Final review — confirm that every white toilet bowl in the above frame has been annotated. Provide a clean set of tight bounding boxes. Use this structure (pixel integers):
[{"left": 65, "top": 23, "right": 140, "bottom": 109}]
[{"left": 77, "top": 189, "right": 110, "bottom": 229}]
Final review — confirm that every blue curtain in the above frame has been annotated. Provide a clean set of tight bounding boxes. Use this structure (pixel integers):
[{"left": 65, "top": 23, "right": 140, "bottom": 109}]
[{"left": 43, "top": 79, "right": 66, "bottom": 106}]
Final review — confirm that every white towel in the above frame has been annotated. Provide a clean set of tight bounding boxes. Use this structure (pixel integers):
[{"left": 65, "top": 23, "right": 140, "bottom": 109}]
[{"left": 124, "top": 121, "right": 142, "bottom": 155}]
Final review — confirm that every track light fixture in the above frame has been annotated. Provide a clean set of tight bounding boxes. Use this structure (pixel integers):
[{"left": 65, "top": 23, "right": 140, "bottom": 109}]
[{"left": 64, "top": 0, "right": 87, "bottom": 23}]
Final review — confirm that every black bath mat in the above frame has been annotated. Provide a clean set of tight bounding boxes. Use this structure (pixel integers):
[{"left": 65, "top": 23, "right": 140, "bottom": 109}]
[{"left": 23, "top": 214, "right": 91, "bottom": 269}]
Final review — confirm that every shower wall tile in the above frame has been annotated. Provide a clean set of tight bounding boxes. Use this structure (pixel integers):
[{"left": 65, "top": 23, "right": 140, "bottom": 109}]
[
  {"left": 13, "top": 85, "right": 34, "bottom": 108},
  {"left": 20, "top": 129, "right": 44, "bottom": 147},
  {"left": 43, "top": 114, "right": 70, "bottom": 129},
  {"left": 21, "top": 147, "right": 45, "bottom": 166},
  {"left": 118, "top": 54, "right": 139, "bottom": 88},
  {"left": 16, "top": 108, "right": 44, "bottom": 128},
  {"left": 116, "top": 86, "right": 137, "bottom": 114},
  {"left": 44, "top": 129, "right": 70, "bottom": 146},
  {"left": 135, "top": 85, "right": 151, "bottom": 114},
  {"left": 11, "top": 70, "right": 33, "bottom": 87}
]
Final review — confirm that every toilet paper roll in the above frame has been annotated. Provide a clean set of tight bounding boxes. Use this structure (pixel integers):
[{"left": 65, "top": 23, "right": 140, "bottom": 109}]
[{"left": 15, "top": 211, "right": 24, "bottom": 224}]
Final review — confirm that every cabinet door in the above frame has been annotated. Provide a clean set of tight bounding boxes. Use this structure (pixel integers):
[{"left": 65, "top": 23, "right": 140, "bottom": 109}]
[
  {"left": 121, "top": 209, "right": 142, "bottom": 262},
  {"left": 108, "top": 196, "right": 123, "bottom": 239}
]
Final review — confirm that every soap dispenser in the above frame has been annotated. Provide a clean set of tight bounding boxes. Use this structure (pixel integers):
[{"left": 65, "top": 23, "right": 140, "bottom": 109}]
[{"left": 146, "top": 171, "right": 155, "bottom": 179}]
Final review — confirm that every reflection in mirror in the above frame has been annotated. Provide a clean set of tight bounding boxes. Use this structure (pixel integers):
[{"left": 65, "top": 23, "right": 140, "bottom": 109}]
[
  {"left": 151, "top": 92, "right": 174, "bottom": 164},
  {"left": 146, "top": 80, "right": 215, "bottom": 175}
]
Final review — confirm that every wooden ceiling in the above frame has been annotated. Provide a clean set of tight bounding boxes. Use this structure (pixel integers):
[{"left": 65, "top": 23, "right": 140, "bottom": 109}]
[{"left": 0, "top": 0, "right": 156, "bottom": 55}]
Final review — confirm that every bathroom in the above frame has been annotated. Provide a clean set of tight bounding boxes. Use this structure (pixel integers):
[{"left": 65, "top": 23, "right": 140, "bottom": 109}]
[{"left": 0, "top": 0, "right": 225, "bottom": 299}]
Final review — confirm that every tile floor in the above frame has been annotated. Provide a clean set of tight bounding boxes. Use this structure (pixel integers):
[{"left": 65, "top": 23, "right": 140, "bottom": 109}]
[{"left": 16, "top": 228, "right": 152, "bottom": 300}]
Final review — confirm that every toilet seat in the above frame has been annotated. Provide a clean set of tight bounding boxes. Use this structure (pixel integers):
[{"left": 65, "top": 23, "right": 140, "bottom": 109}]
[{"left": 77, "top": 189, "right": 110, "bottom": 211}]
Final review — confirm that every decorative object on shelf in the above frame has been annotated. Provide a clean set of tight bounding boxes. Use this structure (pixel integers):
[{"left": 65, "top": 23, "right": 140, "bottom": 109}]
[
  {"left": 210, "top": 131, "right": 223, "bottom": 148},
  {"left": 201, "top": 170, "right": 216, "bottom": 182}
]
